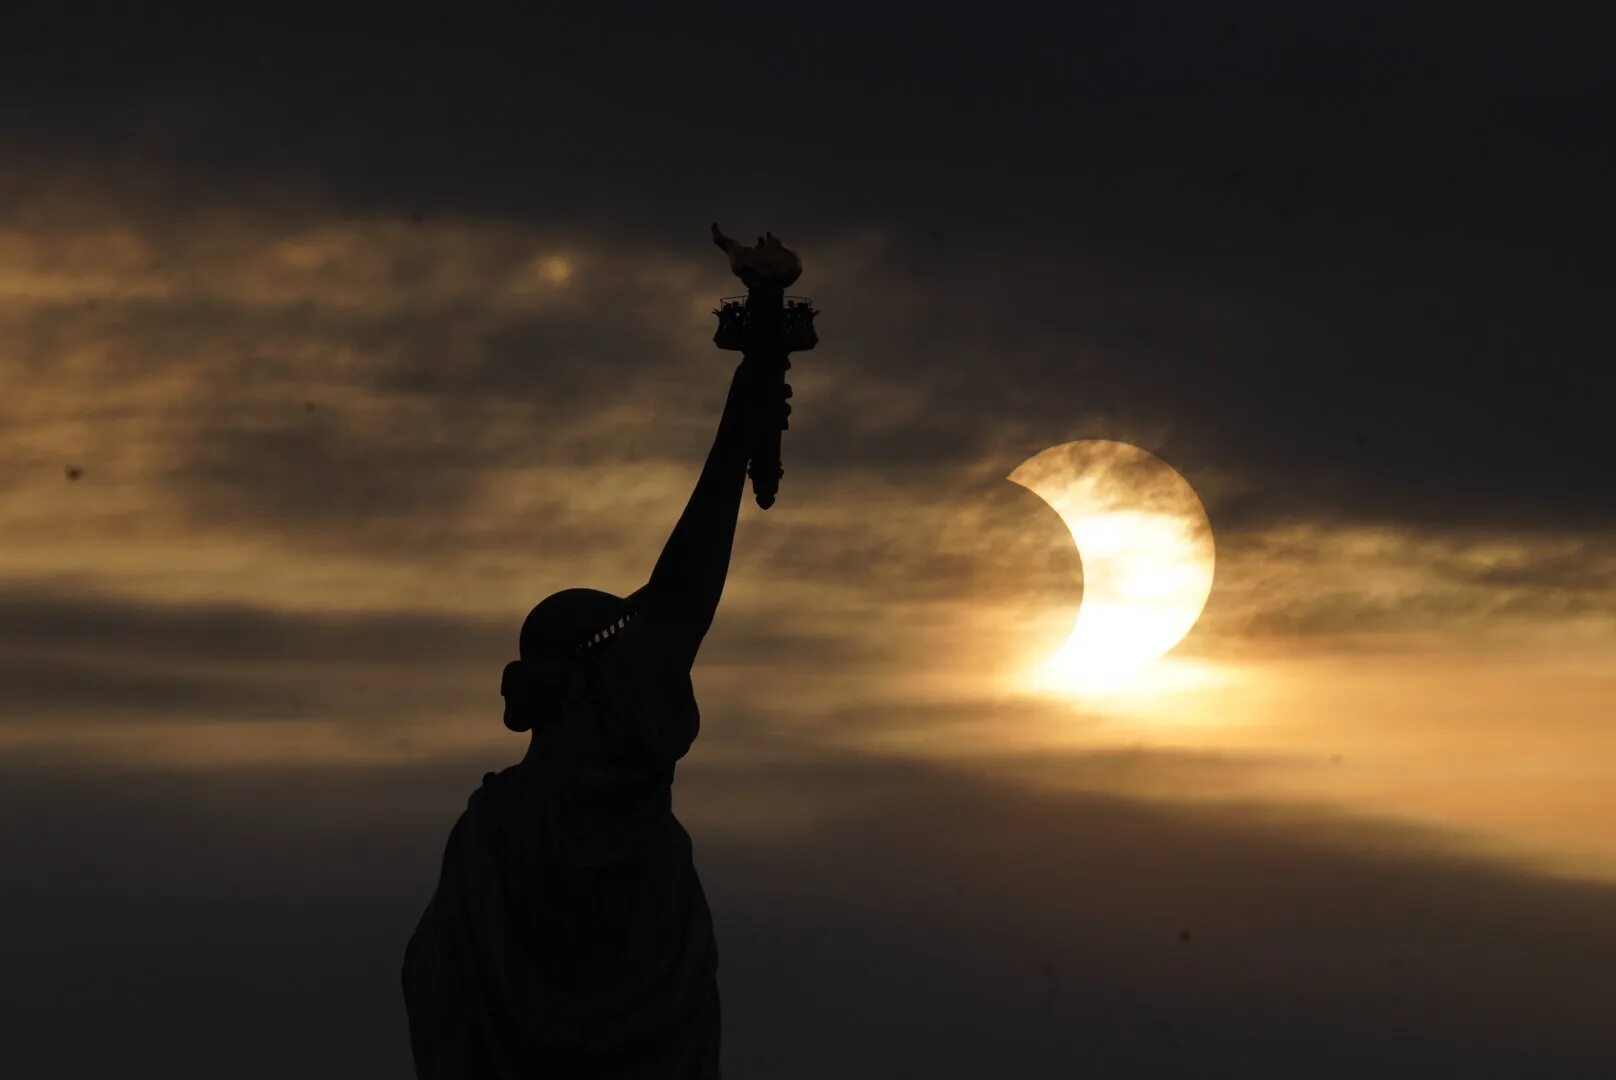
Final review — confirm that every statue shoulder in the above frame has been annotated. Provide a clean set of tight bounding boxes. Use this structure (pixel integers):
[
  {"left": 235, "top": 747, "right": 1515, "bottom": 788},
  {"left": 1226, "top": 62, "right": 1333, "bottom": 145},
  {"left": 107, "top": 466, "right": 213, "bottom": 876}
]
[{"left": 467, "top": 762, "right": 527, "bottom": 809}]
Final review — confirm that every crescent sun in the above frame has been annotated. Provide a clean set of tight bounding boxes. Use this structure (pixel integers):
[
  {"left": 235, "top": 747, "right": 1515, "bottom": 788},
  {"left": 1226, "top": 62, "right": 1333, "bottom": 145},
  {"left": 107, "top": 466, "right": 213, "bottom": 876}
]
[{"left": 1008, "top": 440, "right": 1216, "bottom": 687}]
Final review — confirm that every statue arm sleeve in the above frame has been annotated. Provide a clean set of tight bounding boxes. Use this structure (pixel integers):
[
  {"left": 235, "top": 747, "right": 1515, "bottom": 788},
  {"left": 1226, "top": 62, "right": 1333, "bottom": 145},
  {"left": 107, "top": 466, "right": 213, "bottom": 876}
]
[{"left": 644, "top": 362, "right": 752, "bottom": 671}]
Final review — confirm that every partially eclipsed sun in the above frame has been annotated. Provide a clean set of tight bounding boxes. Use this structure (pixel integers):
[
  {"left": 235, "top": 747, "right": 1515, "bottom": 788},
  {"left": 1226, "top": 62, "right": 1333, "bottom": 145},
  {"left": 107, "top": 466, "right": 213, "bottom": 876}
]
[{"left": 1008, "top": 440, "right": 1215, "bottom": 693}]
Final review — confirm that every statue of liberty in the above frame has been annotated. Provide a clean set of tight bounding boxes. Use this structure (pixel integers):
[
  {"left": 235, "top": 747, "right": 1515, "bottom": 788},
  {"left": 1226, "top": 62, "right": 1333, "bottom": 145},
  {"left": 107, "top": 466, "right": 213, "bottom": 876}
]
[{"left": 402, "top": 226, "right": 807, "bottom": 1078}]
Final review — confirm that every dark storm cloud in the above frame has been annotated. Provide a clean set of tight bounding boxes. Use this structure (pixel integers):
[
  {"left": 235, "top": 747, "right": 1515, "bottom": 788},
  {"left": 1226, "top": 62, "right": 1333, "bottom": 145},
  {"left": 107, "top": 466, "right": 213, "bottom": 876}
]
[
  {"left": 0, "top": 586, "right": 506, "bottom": 666},
  {"left": 0, "top": 649, "right": 314, "bottom": 721},
  {"left": 176, "top": 410, "right": 486, "bottom": 533},
  {"left": 0, "top": 586, "right": 507, "bottom": 725},
  {"left": 0, "top": 198, "right": 734, "bottom": 553},
  {"left": 5, "top": 750, "right": 1616, "bottom": 1077},
  {"left": 6, "top": 6, "right": 1611, "bottom": 535}
]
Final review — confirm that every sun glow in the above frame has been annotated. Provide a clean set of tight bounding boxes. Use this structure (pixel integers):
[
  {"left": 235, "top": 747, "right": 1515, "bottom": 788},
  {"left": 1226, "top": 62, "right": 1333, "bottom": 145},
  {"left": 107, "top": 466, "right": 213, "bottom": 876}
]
[
  {"left": 1031, "top": 649, "right": 1225, "bottom": 700},
  {"left": 1009, "top": 441, "right": 1216, "bottom": 697}
]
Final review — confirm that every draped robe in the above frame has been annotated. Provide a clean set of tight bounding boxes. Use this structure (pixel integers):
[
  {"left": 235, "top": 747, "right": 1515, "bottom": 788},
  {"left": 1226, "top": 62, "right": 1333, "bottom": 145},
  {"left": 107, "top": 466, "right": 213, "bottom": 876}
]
[{"left": 402, "top": 603, "right": 719, "bottom": 1077}]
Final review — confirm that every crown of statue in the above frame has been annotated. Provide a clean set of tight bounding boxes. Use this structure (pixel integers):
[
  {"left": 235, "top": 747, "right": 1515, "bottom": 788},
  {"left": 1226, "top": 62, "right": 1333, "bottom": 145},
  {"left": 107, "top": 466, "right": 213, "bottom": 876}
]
[
  {"left": 501, "top": 591, "right": 645, "bottom": 732},
  {"left": 574, "top": 607, "right": 637, "bottom": 652}
]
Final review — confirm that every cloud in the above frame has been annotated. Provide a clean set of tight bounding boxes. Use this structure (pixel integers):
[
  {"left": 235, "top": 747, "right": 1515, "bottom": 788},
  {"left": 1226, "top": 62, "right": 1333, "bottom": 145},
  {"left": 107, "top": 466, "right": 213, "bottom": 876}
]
[
  {"left": 1, "top": 22, "right": 1614, "bottom": 1072},
  {"left": 0, "top": 585, "right": 506, "bottom": 667},
  {"left": 1203, "top": 523, "right": 1616, "bottom": 649},
  {"left": 4, "top": 129, "right": 1612, "bottom": 570}
]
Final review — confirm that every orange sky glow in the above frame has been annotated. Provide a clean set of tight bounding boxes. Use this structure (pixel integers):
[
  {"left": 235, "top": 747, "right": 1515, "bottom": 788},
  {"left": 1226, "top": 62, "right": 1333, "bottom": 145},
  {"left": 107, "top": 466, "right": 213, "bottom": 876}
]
[{"left": 4, "top": 183, "right": 1614, "bottom": 890}]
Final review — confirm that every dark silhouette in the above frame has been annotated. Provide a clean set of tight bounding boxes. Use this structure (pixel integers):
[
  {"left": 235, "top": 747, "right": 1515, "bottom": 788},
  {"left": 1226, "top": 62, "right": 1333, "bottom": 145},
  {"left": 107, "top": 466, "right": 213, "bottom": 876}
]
[
  {"left": 402, "top": 228, "right": 801, "bottom": 1078},
  {"left": 708, "top": 224, "right": 815, "bottom": 509}
]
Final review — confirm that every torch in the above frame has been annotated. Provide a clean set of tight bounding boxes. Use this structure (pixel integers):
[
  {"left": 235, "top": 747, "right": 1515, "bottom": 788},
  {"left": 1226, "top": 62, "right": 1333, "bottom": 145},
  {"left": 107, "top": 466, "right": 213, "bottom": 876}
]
[{"left": 711, "top": 224, "right": 818, "bottom": 509}]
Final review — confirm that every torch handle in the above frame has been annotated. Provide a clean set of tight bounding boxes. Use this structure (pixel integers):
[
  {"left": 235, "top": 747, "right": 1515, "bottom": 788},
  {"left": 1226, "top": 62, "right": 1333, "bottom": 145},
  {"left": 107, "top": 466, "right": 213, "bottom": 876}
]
[
  {"left": 747, "top": 355, "right": 789, "bottom": 509},
  {"left": 742, "top": 284, "right": 789, "bottom": 510}
]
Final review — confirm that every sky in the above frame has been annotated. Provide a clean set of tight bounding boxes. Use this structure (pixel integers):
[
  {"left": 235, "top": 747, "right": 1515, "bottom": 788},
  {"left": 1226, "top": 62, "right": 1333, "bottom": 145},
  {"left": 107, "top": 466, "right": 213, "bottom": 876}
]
[{"left": 3, "top": 6, "right": 1615, "bottom": 1076}]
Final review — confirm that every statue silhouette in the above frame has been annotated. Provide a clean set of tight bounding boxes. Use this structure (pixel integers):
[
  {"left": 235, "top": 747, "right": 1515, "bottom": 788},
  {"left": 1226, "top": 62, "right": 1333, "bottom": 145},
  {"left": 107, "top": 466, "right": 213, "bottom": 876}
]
[{"left": 402, "top": 357, "right": 790, "bottom": 1078}]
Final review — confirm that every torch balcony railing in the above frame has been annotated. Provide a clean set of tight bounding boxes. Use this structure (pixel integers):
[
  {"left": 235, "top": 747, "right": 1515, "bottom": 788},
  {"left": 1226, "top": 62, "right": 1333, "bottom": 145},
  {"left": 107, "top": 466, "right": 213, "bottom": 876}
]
[{"left": 712, "top": 295, "right": 818, "bottom": 352}]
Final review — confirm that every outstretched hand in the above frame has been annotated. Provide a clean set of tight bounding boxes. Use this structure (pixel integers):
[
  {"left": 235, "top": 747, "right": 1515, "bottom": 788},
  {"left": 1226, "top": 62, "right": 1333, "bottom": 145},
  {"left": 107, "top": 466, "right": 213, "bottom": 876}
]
[{"left": 729, "top": 359, "right": 793, "bottom": 450}]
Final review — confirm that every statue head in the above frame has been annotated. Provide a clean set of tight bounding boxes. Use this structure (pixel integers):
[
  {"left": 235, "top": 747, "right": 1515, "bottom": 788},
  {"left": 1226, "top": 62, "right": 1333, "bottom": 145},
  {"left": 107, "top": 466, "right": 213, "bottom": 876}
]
[{"left": 502, "top": 588, "right": 629, "bottom": 733}]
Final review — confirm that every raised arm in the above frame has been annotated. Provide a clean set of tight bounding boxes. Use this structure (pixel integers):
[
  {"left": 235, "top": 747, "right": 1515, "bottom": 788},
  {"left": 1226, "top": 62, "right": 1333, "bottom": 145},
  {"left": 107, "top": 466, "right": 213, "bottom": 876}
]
[{"left": 644, "top": 359, "right": 786, "bottom": 670}]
